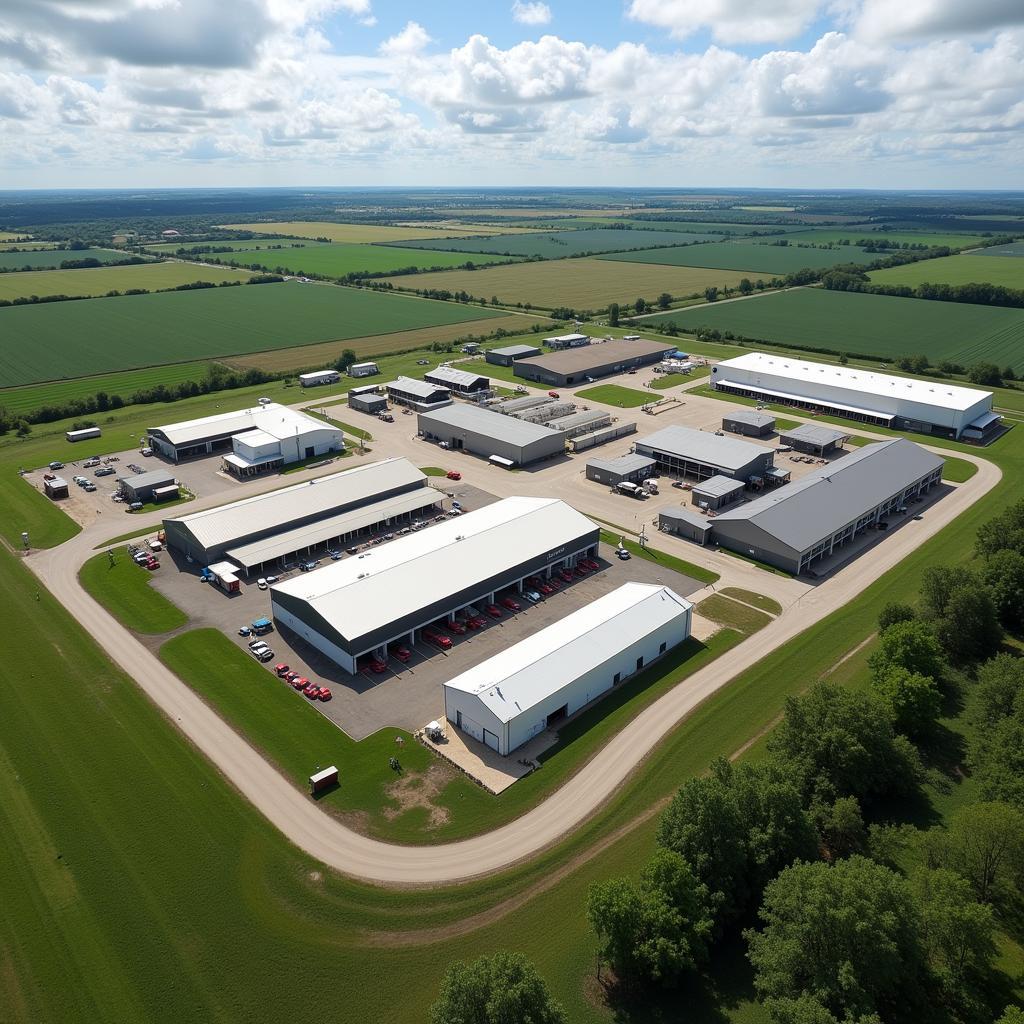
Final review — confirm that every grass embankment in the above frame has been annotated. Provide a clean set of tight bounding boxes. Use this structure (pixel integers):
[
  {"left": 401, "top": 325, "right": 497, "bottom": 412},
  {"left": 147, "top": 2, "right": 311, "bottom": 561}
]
[
  {"left": 719, "top": 587, "right": 782, "bottom": 615},
  {"left": 649, "top": 365, "right": 712, "bottom": 390},
  {"left": 301, "top": 408, "right": 372, "bottom": 440},
  {"left": 79, "top": 550, "right": 188, "bottom": 634},
  {"left": 696, "top": 594, "right": 773, "bottom": 634},
  {"left": 597, "top": 527, "right": 719, "bottom": 585},
  {"left": 575, "top": 384, "right": 654, "bottom": 408},
  {"left": 419, "top": 467, "right": 447, "bottom": 476}
]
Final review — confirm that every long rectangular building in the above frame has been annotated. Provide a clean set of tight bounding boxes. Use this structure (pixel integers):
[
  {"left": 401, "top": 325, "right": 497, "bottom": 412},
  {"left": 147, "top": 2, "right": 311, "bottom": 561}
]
[
  {"left": 271, "top": 497, "right": 600, "bottom": 673},
  {"left": 712, "top": 351, "right": 998, "bottom": 441},
  {"left": 634, "top": 425, "right": 775, "bottom": 482},
  {"left": 443, "top": 583, "right": 692, "bottom": 755},
  {"left": 514, "top": 339, "right": 673, "bottom": 386},
  {"left": 418, "top": 403, "right": 566, "bottom": 466},
  {"left": 163, "top": 457, "right": 427, "bottom": 565},
  {"left": 711, "top": 438, "right": 943, "bottom": 574}
]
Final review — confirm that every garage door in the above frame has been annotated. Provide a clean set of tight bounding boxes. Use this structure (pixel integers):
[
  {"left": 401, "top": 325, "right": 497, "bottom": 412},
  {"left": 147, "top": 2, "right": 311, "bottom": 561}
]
[
  {"left": 483, "top": 729, "right": 500, "bottom": 753},
  {"left": 457, "top": 711, "right": 484, "bottom": 744}
]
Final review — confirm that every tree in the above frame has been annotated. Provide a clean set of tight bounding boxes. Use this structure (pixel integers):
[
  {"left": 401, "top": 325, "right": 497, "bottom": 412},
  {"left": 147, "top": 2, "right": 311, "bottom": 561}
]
[
  {"left": 704, "top": 286, "right": 719, "bottom": 302},
  {"left": 657, "top": 759, "right": 816, "bottom": 924},
  {"left": 746, "top": 856, "right": 925, "bottom": 1021},
  {"left": 587, "top": 850, "right": 713, "bottom": 987},
  {"left": 768, "top": 682, "right": 920, "bottom": 805},
  {"left": 657, "top": 292, "right": 672, "bottom": 309},
  {"left": 607, "top": 302, "right": 619, "bottom": 326},
  {"left": 974, "top": 717, "right": 1024, "bottom": 809},
  {"left": 919, "top": 565, "right": 963, "bottom": 620},
  {"left": 429, "top": 952, "right": 567, "bottom": 1024},
  {"left": 932, "top": 581, "right": 1003, "bottom": 662},
  {"left": 333, "top": 347, "right": 357, "bottom": 372},
  {"left": 870, "top": 667, "right": 941, "bottom": 737},
  {"left": 981, "top": 552, "right": 1024, "bottom": 629},
  {"left": 976, "top": 499, "right": 1024, "bottom": 558},
  {"left": 877, "top": 602, "right": 915, "bottom": 632},
  {"left": 867, "top": 620, "right": 945, "bottom": 679},
  {"left": 634, "top": 297, "right": 647, "bottom": 314},
  {"left": 738, "top": 278, "right": 754, "bottom": 295},
  {"left": 812, "top": 795, "right": 865, "bottom": 859},
  {"left": 995, "top": 1008, "right": 1024, "bottom": 1024},
  {"left": 967, "top": 362, "right": 1002, "bottom": 386},
  {"left": 974, "top": 653, "right": 1024, "bottom": 728}
]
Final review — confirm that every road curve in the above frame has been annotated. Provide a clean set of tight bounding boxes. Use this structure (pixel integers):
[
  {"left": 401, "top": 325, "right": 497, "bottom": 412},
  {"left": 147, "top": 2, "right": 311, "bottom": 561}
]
[{"left": 27, "top": 446, "right": 1000, "bottom": 885}]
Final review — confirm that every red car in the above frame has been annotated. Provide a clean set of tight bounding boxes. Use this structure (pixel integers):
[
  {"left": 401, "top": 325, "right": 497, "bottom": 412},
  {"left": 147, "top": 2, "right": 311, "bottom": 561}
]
[
  {"left": 575, "top": 565, "right": 588, "bottom": 577},
  {"left": 446, "top": 620, "right": 467, "bottom": 636},
  {"left": 559, "top": 568, "right": 573, "bottom": 582},
  {"left": 303, "top": 683, "right": 319, "bottom": 699},
  {"left": 391, "top": 645, "right": 412, "bottom": 663},
  {"left": 538, "top": 582, "right": 554, "bottom": 595},
  {"left": 144, "top": 558, "right": 159, "bottom": 570},
  {"left": 548, "top": 391, "right": 560, "bottom": 398},
  {"left": 317, "top": 686, "right": 332, "bottom": 702},
  {"left": 526, "top": 575, "right": 542, "bottom": 587},
  {"left": 423, "top": 628, "right": 452, "bottom": 650},
  {"left": 285, "top": 670, "right": 300, "bottom": 684},
  {"left": 484, "top": 604, "right": 502, "bottom": 619},
  {"left": 582, "top": 558, "right": 601, "bottom": 571},
  {"left": 292, "top": 676, "right": 309, "bottom": 690},
  {"left": 446, "top": 470, "right": 461, "bottom": 481},
  {"left": 275, "top": 663, "right": 290, "bottom": 677},
  {"left": 363, "top": 656, "right": 387, "bottom": 674},
  {"left": 501, "top": 596, "right": 521, "bottom": 612},
  {"left": 465, "top": 616, "right": 484, "bottom": 630},
  {"left": 546, "top": 576, "right": 561, "bottom": 590}
]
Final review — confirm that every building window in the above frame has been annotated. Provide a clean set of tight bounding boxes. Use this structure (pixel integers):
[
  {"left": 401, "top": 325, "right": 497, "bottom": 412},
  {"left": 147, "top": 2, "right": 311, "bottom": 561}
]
[
  {"left": 659, "top": 642, "right": 667, "bottom": 654},
  {"left": 636, "top": 656, "right": 644, "bottom": 671},
  {"left": 613, "top": 672, "right": 621, "bottom": 685}
]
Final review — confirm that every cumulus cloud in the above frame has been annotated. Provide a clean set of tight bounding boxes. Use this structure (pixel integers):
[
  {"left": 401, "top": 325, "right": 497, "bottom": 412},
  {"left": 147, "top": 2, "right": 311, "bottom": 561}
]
[
  {"left": 628, "top": 0, "right": 823, "bottom": 44},
  {"left": 511, "top": 1, "right": 552, "bottom": 26},
  {"left": 379, "top": 21, "right": 433, "bottom": 58},
  {"left": 855, "top": 0, "right": 1024, "bottom": 42}
]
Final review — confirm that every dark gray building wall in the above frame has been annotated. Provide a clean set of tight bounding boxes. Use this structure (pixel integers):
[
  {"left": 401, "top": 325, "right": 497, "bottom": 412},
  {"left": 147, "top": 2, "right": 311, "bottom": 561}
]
[
  {"left": 709, "top": 518, "right": 800, "bottom": 574},
  {"left": 418, "top": 418, "right": 565, "bottom": 466},
  {"left": 723, "top": 414, "right": 775, "bottom": 437}
]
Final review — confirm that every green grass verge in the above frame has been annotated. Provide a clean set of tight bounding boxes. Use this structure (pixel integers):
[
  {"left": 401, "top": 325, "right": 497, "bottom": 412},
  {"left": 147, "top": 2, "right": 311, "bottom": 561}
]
[
  {"left": 301, "top": 407, "right": 373, "bottom": 440},
  {"left": 597, "top": 527, "right": 719, "bottom": 585},
  {"left": 719, "top": 587, "right": 782, "bottom": 615},
  {"left": 696, "top": 594, "right": 772, "bottom": 634},
  {"left": 942, "top": 456, "right": 979, "bottom": 482},
  {"left": 79, "top": 550, "right": 188, "bottom": 634},
  {"left": 419, "top": 466, "right": 447, "bottom": 476},
  {"left": 575, "top": 384, "right": 655, "bottom": 408}
]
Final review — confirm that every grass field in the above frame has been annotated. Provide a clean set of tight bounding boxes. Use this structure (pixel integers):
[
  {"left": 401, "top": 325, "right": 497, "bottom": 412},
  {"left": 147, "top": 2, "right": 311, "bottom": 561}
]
[
  {"left": 869, "top": 254, "right": 1024, "bottom": 289},
  {"left": 654, "top": 288, "right": 1024, "bottom": 371},
  {"left": 970, "top": 242, "right": 1024, "bottom": 257},
  {"left": 599, "top": 240, "right": 880, "bottom": 274},
  {"left": 597, "top": 528, "right": 719, "bottom": 585},
  {"left": 0, "top": 262, "right": 254, "bottom": 301},
  {"left": 0, "top": 247, "right": 136, "bottom": 272},
  {"left": 782, "top": 229, "right": 992, "bottom": 249},
  {"left": 575, "top": 384, "right": 654, "bottom": 407},
  {"left": 696, "top": 594, "right": 773, "bottom": 634},
  {"left": 213, "top": 242, "right": 520, "bottom": 277},
  {"left": 79, "top": 550, "right": 188, "bottom": 634},
  {"left": 0, "top": 281, "right": 505, "bottom": 387},
  {"left": 386, "top": 259, "right": 754, "bottom": 310},
  {"left": 530, "top": 218, "right": 766, "bottom": 235},
  {"left": 219, "top": 221, "right": 484, "bottom": 243},
  {"left": 1, "top": 240, "right": 58, "bottom": 250},
  {"left": 224, "top": 314, "right": 535, "bottom": 372},
  {"left": 718, "top": 587, "right": 782, "bottom": 615},
  {"left": 384, "top": 228, "right": 711, "bottom": 259},
  {"left": 143, "top": 237, "right": 327, "bottom": 253}
]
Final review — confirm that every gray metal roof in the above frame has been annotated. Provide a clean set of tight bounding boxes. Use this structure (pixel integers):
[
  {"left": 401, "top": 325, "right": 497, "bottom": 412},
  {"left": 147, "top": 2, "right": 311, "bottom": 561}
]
[
  {"left": 637, "top": 425, "right": 771, "bottom": 472},
  {"left": 425, "top": 366, "right": 489, "bottom": 389},
  {"left": 164, "top": 457, "right": 425, "bottom": 551},
  {"left": 713, "top": 439, "right": 943, "bottom": 553},
  {"left": 546, "top": 410, "right": 608, "bottom": 431},
  {"left": 780, "top": 423, "right": 850, "bottom": 446},
  {"left": 490, "top": 344, "right": 541, "bottom": 357},
  {"left": 587, "top": 453, "right": 657, "bottom": 474},
  {"left": 387, "top": 376, "right": 449, "bottom": 400},
  {"left": 660, "top": 506, "right": 713, "bottom": 532},
  {"left": 498, "top": 395, "right": 553, "bottom": 414},
  {"left": 119, "top": 469, "right": 175, "bottom": 490},
  {"left": 724, "top": 409, "right": 775, "bottom": 428},
  {"left": 418, "top": 403, "right": 563, "bottom": 447},
  {"left": 692, "top": 474, "right": 745, "bottom": 498},
  {"left": 518, "top": 338, "right": 671, "bottom": 373}
]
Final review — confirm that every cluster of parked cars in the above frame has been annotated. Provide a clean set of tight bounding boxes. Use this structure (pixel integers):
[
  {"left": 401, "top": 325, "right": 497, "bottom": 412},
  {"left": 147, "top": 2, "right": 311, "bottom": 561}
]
[
  {"left": 274, "top": 663, "right": 332, "bottom": 701},
  {"left": 128, "top": 543, "right": 159, "bottom": 571}
]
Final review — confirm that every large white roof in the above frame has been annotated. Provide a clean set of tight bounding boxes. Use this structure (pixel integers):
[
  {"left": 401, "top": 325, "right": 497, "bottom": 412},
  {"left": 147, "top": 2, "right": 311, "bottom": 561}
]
[
  {"left": 272, "top": 497, "right": 598, "bottom": 647},
  {"left": 717, "top": 352, "right": 991, "bottom": 413},
  {"left": 152, "top": 402, "right": 329, "bottom": 446},
  {"left": 165, "top": 457, "right": 425, "bottom": 551},
  {"left": 444, "top": 583, "right": 692, "bottom": 723}
]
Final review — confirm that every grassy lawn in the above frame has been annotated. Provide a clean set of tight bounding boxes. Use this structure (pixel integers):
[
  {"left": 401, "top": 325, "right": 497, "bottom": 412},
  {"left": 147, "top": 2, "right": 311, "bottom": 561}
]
[
  {"left": 697, "top": 594, "right": 773, "bottom": 634},
  {"left": 719, "top": 587, "right": 782, "bottom": 614},
  {"left": 419, "top": 466, "right": 447, "bottom": 476},
  {"left": 650, "top": 366, "right": 712, "bottom": 390},
  {"left": 575, "top": 384, "right": 654, "bottom": 407},
  {"left": 79, "top": 550, "right": 188, "bottom": 634},
  {"left": 302, "top": 407, "right": 372, "bottom": 440},
  {"left": 942, "top": 456, "right": 979, "bottom": 482},
  {"left": 598, "top": 527, "right": 719, "bottom": 585}
]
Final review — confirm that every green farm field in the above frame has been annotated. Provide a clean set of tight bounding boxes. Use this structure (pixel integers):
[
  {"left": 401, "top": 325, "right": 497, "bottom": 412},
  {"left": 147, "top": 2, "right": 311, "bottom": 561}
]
[
  {"left": 656, "top": 288, "right": 1024, "bottom": 371},
  {"left": 143, "top": 237, "right": 325, "bottom": 253},
  {"left": 1, "top": 240, "right": 59, "bottom": 250},
  {"left": 219, "top": 221, "right": 481, "bottom": 243},
  {"left": 599, "top": 240, "right": 879, "bottom": 274},
  {"left": 966, "top": 242, "right": 1024, "bottom": 258},
  {"left": 0, "top": 247, "right": 134, "bottom": 272},
  {"left": 516, "top": 217, "right": 766, "bottom": 235},
  {"left": 0, "top": 262, "right": 254, "bottom": 301},
  {"left": 0, "top": 281, "right": 505, "bottom": 387},
  {"left": 384, "top": 227, "right": 711, "bottom": 259},
  {"left": 215, "top": 242, "right": 520, "bottom": 277},
  {"left": 782, "top": 228, "right": 992, "bottom": 248},
  {"left": 385, "top": 258, "right": 754, "bottom": 310},
  {"left": 869, "top": 254, "right": 1024, "bottom": 289}
]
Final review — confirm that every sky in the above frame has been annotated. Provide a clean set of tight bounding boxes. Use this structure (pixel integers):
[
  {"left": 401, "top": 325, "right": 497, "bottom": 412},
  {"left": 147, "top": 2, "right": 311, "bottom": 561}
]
[{"left": 0, "top": 0, "right": 1022, "bottom": 189}]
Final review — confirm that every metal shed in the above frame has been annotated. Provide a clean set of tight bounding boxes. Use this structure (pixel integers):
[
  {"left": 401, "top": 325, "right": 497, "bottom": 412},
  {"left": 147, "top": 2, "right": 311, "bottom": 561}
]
[
  {"left": 585, "top": 454, "right": 657, "bottom": 487},
  {"left": 722, "top": 409, "right": 776, "bottom": 437},
  {"left": 780, "top": 423, "right": 850, "bottom": 455},
  {"left": 117, "top": 470, "right": 176, "bottom": 503},
  {"left": 486, "top": 344, "right": 542, "bottom": 366},
  {"left": 349, "top": 391, "right": 388, "bottom": 414},
  {"left": 691, "top": 474, "right": 746, "bottom": 511},
  {"left": 417, "top": 403, "right": 565, "bottom": 466},
  {"left": 634, "top": 425, "right": 775, "bottom": 482},
  {"left": 659, "top": 507, "right": 714, "bottom": 545}
]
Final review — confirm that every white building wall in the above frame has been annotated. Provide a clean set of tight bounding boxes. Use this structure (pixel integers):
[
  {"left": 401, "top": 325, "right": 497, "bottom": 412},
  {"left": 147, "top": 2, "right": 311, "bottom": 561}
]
[
  {"left": 443, "top": 690, "right": 505, "bottom": 751},
  {"left": 271, "top": 601, "right": 356, "bottom": 673}
]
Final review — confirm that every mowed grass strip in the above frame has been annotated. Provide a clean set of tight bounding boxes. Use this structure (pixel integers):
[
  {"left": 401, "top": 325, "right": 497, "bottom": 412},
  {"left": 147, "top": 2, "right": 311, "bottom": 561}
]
[
  {"left": 869, "top": 254, "right": 1024, "bottom": 289},
  {"left": 215, "top": 243, "right": 520, "bottom": 277},
  {"left": 0, "top": 262, "right": 254, "bottom": 301},
  {"left": 219, "top": 221, "right": 485, "bottom": 242},
  {"left": 597, "top": 528, "right": 719, "bottom": 585},
  {"left": 575, "top": 384, "right": 654, "bottom": 408},
  {"left": 386, "top": 259, "right": 754, "bottom": 310},
  {"left": 0, "top": 247, "right": 135, "bottom": 272},
  {"left": 79, "top": 551, "right": 188, "bottom": 634},
  {"left": 598, "top": 240, "right": 880, "bottom": 274},
  {"left": 653, "top": 287, "right": 1024, "bottom": 371},
  {"left": 718, "top": 587, "right": 782, "bottom": 615},
  {"left": 0, "top": 281, "right": 504, "bottom": 387},
  {"left": 696, "top": 594, "right": 773, "bottom": 634}
]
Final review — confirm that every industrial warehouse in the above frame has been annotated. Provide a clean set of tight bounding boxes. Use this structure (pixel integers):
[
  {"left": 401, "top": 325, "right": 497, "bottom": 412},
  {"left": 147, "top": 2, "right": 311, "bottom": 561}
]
[
  {"left": 513, "top": 338, "right": 673, "bottom": 386},
  {"left": 147, "top": 403, "right": 344, "bottom": 473},
  {"left": 722, "top": 409, "right": 776, "bottom": 437},
  {"left": 485, "top": 344, "right": 541, "bottom": 366},
  {"left": 424, "top": 366, "right": 491, "bottom": 397},
  {"left": 162, "top": 458, "right": 436, "bottom": 569},
  {"left": 442, "top": 583, "right": 693, "bottom": 755},
  {"left": 418, "top": 403, "right": 566, "bottom": 465},
  {"left": 666, "top": 438, "right": 945, "bottom": 575},
  {"left": 585, "top": 453, "right": 657, "bottom": 487},
  {"left": 634, "top": 425, "right": 776, "bottom": 482},
  {"left": 386, "top": 377, "right": 453, "bottom": 412},
  {"left": 780, "top": 423, "right": 850, "bottom": 456},
  {"left": 711, "top": 352, "right": 1000, "bottom": 441},
  {"left": 270, "top": 497, "right": 601, "bottom": 673}
]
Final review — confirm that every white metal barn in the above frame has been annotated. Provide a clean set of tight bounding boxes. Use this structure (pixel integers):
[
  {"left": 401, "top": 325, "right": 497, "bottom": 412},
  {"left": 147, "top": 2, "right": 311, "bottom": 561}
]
[{"left": 443, "top": 583, "right": 693, "bottom": 754}]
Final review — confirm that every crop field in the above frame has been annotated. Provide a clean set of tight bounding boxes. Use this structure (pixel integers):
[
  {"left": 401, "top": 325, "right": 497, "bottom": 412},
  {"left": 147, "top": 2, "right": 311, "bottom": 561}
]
[
  {"left": 391, "top": 221, "right": 541, "bottom": 234},
  {"left": 215, "top": 242, "right": 520, "bottom": 277},
  {"left": 0, "top": 281, "right": 505, "bottom": 387},
  {"left": 0, "top": 247, "right": 134, "bottom": 272},
  {"left": 782, "top": 228, "right": 992, "bottom": 249},
  {"left": 224, "top": 314, "right": 534, "bottom": 372},
  {"left": 598, "top": 240, "right": 879, "bottom": 274},
  {"left": 383, "top": 228, "right": 711, "bottom": 259},
  {"left": 657, "top": 288, "right": 1024, "bottom": 371},
  {"left": 0, "top": 262, "right": 254, "bottom": 301},
  {"left": 1, "top": 240, "right": 59, "bottom": 250},
  {"left": 0, "top": 230, "right": 30, "bottom": 240},
  {"left": 969, "top": 242, "right": 1024, "bottom": 258},
  {"left": 218, "top": 221, "right": 483, "bottom": 243},
  {"left": 143, "top": 237, "right": 325, "bottom": 253},
  {"left": 868, "top": 254, "right": 1024, "bottom": 289},
  {"left": 527, "top": 217, "right": 776, "bottom": 235},
  {"left": 384, "top": 258, "right": 754, "bottom": 309}
]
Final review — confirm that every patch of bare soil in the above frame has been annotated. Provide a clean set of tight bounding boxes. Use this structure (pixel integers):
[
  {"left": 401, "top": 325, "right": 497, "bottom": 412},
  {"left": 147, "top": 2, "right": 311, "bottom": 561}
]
[{"left": 382, "top": 763, "right": 452, "bottom": 829}]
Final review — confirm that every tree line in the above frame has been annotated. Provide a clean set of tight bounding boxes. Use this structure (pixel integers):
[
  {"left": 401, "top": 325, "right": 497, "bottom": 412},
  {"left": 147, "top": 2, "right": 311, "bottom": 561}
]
[{"left": 823, "top": 268, "right": 1024, "bottom": 311}]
